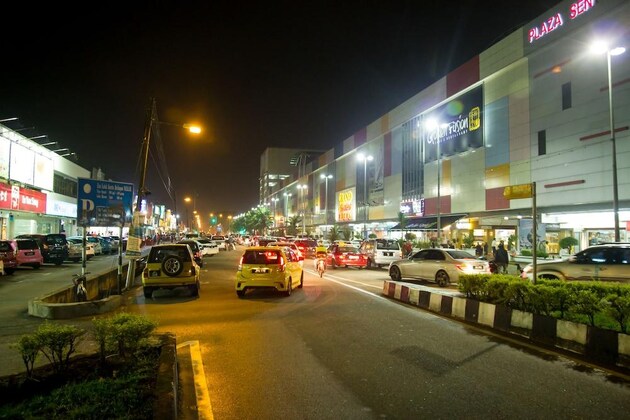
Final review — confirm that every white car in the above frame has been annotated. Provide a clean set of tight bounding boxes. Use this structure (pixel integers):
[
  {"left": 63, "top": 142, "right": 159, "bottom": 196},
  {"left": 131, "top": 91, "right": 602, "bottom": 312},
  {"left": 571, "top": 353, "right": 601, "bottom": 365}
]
[
  {"left": 196, "top": 238, "right": 219, "bottom": 256},
  {"left": 211, "top": 235, "right": 227, "bottom": 251},
  {"left": 268, "top": 242, "right": 304, "bottom": 267},
  {"left": 67, "top": 237, "right": 95, "bottom": 259}
]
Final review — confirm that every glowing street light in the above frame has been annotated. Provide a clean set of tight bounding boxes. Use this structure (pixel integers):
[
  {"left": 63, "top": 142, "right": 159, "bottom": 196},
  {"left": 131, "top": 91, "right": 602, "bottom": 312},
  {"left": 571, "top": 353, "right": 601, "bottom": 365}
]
[
  {"left": 591, "top": 40, "right": 626, "bottom": 242},
  {"left": 297, "top": 184, "right": 308, "bottom": 234},
  {"left": 320, "top": 173, "right": 333, "bottom": 224}
]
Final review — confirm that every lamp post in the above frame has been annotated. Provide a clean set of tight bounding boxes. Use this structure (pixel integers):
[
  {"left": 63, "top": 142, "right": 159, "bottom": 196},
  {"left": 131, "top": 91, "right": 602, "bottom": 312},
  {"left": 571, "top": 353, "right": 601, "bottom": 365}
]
[
  {"left": 184, "top": 197, "right": 192, "bottom": 231},
  {"left": 320, "top": 174, "right": 333, "bottom": 225},
  {"left": 591, "top": 41, "right": 626, "bottom": 242},
  {"left": 425, "top": 119, "right": 447, "bottom": 246},
  {"left": 271, "top": 197, "right": 279, "bottom": 229},
  {"left": 297, "top": 184, "right": 307, "bottom": 235},
  {"left": 357, "top": 154, "right": 373, "bottom": 240},
  {"left": 283, "top": 192, "right": 292, "bottom": 230}
]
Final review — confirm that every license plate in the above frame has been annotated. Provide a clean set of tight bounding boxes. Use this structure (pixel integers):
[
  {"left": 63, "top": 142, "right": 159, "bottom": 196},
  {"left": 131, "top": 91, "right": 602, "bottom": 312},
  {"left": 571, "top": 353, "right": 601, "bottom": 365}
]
[
  {"left": 150, "top": 271, "right": 161, "bottom": 277},
  {"left": 26, "top": 252, "right": 35, "bottom": 256},
  {"left": 252, "top": 268, "right": 268, "bottom": 274},
  {"left": 384, "top": 252, "right": 392, "bottom": 256},
  {"left": 474, "top": 265, "right": 484, "bottom": 270},
  {"left": 349, "top": 255, "right": 358, "bottom": 260}
]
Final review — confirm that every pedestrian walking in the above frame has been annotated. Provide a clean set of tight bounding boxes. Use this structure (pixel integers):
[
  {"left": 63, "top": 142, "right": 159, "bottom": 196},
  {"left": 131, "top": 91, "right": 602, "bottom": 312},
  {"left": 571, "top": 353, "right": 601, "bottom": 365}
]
[{"left": 494, "top": 243, "right": 509, "bottom": 274}]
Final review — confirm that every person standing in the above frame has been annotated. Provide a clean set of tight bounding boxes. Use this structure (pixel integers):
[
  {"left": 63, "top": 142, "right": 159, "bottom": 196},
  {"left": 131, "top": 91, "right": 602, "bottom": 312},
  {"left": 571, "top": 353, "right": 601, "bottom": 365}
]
[
  {"left": 491, "top": 237, "right": 498, "bottom": 255},
  {"left": 475, "top": 242, "right": 483, "bottom": 257},
  {"left": 494, "top": 243, "right": 509, "bottom": 274}
]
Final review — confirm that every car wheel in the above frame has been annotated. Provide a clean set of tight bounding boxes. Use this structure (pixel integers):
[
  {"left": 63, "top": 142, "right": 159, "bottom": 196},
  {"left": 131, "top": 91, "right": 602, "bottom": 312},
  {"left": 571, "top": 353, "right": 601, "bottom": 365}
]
[
  {"left": 33, "top": 264, "right": 41, "bottom": 269},
  {"left": 377, "top": 264, "right": 383, "bottom": 269},
  {"left": 436, "top": 270, "right": 450, "bottom": 287},
  {"left": 54, "top": 259, "right": 63, "bottom": 266},
  {"left": 236, "top": 289, "right": 246, "bottom": 298},
  {"left": 298, "top": 272, "right": 304, "bottom": 289},
  {"left": 285, "top": 278, "right": 292, "bottom": 296},
  {"left": 143, "top": 287, "right": 153, "bottom": 298},
  {"left": 162, "top": 256, "right": 184, "bottom": 277},
  {"left": 389, "top": 266, "right": 402, "bottom": 281}
]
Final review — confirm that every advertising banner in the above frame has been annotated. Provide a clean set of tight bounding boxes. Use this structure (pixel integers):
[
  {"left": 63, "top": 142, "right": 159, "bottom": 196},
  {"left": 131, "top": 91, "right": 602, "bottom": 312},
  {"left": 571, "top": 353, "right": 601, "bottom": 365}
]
[
  {"left": 34, "top": 154, "right": 54, "bottom": 191},
  {"left": 423, "top": 85, "right": 484, "bottom": 163},
  {"left": 336, "top": 187, "right": 356, "bottom": 222},
  {"left": 77, "top": 178, "right": 134, "bottom": 227},
  {"left": 0, "top": 137, "right": 10, "bottom": 179},
  {"left": 9, "top": 142, "right": 35, "bottom": 185},
  {"left": 0, "top": 182, "right": 47, "bottom": 213},
  {"left": 518, "top": 218, "right": 547, "bottom": 251}
]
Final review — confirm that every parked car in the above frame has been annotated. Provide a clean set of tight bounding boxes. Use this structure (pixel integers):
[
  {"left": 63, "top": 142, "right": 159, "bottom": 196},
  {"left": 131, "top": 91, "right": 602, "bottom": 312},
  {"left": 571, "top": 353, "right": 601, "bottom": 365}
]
[
  {"left": 360, "top": 239, "right": 402, "bottom": 269},
  {"left": 98, "top": 237, "right": 113, "bottom": 255},
  {"left": 389, "top": 248, "right": 490, "bottom": 287},
  {"left": 521, "top": 243, "right": 630, "bottom": 283},
  {"left": 0, "top": 240, "right": 18, "bottom": 274},
  {"left": 327, "top": 243, "right": 368, "bottom": 269},
  {"left": 142, "top": 244, "right": 201, "bottom": 299},
  {"left": 14, "top": 233, "right": 69, "bottom": 265},
  {"left": 195, "top": 238, "right": 219, "bottom": 256},
  {"left": 177, "top": 240, "right": 204, "bottom": 267},
  {"left": 12, "top": 239, "right": 43, "bottom": 269},
  {"left": 101, "top": 236, "right": 119, "bottom": 253},
  {"left": 236, "top": 246, "right": 303, "bottom": 297},
  {"left": 66, "top": 238, "right": 95, "bottom": 260},
  {"left": 68, "top": 236, "right": 102, "bottom": 256}
]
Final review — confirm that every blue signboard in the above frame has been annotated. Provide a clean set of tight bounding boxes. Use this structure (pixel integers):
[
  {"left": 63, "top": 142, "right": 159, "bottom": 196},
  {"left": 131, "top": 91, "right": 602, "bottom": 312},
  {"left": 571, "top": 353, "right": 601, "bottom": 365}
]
[{"left": 77, "top": 178, "right": 134, "bottom": 227}]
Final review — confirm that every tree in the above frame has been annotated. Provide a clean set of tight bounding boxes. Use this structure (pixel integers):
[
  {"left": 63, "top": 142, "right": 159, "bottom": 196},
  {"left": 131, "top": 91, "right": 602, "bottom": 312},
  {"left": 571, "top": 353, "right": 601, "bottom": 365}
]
[
  {"left": 559, "top": 236, "right": 579, "bottom": 254},
  {"left": 341, "top": 225, "right": 353, "bottom": 241},
  {"left": 328, "top": 225, "right": 341, "bottom": 242},
  {"left": 286, "top": 215, "right": 302, "bottom": 236}
]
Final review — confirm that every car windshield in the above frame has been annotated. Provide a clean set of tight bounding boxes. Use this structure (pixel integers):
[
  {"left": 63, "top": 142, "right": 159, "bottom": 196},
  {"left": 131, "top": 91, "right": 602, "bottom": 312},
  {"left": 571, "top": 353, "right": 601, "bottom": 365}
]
[
  {"left": 16, "top": 240, "right": 38, "bottom": 250},
  {"left": 376, "top": 239, "right": 400, "bottom": 250},
  {"left": 46, "top": 235, "right": 66, "bottom": 245},
  {"left": 445, "top": 250, "right": 477, "bottom": 259},
  {"left": 338, "top": 246, "right": 358, "bottom": 253},
  {"left": 243, "top": 249, "right": 281, "bottom": 265},
  {"left": 0, "top": 242, "right": 13, "bottom": 252}
]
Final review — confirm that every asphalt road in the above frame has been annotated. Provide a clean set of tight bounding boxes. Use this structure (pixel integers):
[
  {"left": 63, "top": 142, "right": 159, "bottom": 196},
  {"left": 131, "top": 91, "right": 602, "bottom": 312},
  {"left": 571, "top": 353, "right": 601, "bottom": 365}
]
[{"left": 118, "top": 248, "right": 630, "bottom": 419}]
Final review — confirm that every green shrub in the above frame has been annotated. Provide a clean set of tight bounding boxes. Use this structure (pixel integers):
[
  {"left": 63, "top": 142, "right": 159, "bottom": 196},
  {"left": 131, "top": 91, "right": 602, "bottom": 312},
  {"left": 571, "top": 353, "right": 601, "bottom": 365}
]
[
  {"left": 559, "top": 236, "right": 578, "bottom": 253},
  {"left": 520, "top": 249, "right": 549, "bottom": 258},
  {"left": 14, "top": 334, "right": 42, "bottom": 377},
  {"left": 97, "top": 313, "right": 158, "bottom": 360},
  {"left": 34, "top": 322, "right": 85, "bottom": 374},
  {"left": 568, "top": 290, "right": 604, "bottom": 326},
  {"left": 602, "top": 294, "right": 630, "bottom": 333}
]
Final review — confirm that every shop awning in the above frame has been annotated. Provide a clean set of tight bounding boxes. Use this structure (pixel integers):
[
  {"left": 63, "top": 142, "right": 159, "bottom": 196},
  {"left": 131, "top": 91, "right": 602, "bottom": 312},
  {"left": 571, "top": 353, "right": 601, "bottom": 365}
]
[{"left": 390, "top": 214, "right": 468, "bottom": 231}]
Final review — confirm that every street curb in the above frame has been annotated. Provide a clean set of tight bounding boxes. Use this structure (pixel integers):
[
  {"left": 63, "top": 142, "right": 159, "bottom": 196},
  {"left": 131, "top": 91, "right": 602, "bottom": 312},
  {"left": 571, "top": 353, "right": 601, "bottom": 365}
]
[
  {"left": 154, "top": 333, "right": 178, "bottom": 419},
  {"left": 382, "top": 280, "right": 630, "bottom": 371}
]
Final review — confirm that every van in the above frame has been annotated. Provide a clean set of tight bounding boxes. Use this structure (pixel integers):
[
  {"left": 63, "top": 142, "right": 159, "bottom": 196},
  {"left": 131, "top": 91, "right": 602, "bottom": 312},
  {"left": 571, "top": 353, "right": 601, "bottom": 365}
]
[{"left": 360, "top": 239, "right": 402, "bottom": 269}]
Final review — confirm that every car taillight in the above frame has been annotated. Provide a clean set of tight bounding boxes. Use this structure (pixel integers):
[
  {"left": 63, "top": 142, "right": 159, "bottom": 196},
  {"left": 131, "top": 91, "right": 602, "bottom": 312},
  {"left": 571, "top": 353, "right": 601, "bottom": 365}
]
[
  {"left": 278, "top": 256, "right": 285, "bottom": 272},
  {"left": 238, "top": 256, "right": 243, "bottom": 271}
]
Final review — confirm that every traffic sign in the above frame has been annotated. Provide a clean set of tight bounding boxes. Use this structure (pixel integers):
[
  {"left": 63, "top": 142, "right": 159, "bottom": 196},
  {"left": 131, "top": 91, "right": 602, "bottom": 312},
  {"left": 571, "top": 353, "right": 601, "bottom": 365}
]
[{"left": 77, "top": 178, "right": 134, "bottom": 227}]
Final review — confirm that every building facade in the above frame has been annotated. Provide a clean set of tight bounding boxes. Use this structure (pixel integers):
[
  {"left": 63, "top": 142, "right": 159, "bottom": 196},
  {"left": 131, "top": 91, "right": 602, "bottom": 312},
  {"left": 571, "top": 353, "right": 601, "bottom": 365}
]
[{"left": 262, "top": 0, "right": 630, "bottom": 253}]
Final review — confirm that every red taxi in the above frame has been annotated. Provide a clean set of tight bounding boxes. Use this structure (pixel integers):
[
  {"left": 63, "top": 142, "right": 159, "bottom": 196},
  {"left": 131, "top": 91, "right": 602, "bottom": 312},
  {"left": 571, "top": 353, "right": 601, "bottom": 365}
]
[{"left": 327, "top": 243, "right": 368, "bottom": 269}]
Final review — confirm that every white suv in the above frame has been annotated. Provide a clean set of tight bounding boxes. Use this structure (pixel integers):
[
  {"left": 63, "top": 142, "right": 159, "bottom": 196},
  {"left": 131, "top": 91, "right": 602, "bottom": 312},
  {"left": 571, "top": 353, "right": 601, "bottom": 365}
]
[{"left": 521, "top": 243, "right": 630, "bottom": 283}]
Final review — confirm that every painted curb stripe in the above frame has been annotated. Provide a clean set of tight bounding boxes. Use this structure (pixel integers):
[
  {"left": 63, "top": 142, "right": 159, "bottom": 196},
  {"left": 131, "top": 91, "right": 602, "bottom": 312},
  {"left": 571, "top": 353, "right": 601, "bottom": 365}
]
[{"left": 177, "top": 340, "right": 213, "bottom": 420}]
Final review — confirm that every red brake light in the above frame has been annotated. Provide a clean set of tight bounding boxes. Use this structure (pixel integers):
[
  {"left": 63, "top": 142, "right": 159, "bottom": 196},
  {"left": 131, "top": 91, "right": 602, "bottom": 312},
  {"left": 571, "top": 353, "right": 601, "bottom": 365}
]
[{"left": 278, "top": 256, "right": 285, "bottom": 272}]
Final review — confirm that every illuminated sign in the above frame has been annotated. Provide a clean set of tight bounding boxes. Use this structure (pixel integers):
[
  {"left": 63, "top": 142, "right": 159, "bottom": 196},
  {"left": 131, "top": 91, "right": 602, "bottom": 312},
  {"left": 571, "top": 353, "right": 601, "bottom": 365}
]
[
  {"left": 423, "top": 85, "right": 484, "bottom": 163},
  {"left": 0, "top": 182, "right": 47, "bottom": 213},
  {"left": 528, "top": 0, "right": 595, "bottom": 44},
  {"left": 400, "top": 199, "right": 424, "bottom": 217},
  {"left": 336, "top": 187, "right": 356, "bottom": 222}
]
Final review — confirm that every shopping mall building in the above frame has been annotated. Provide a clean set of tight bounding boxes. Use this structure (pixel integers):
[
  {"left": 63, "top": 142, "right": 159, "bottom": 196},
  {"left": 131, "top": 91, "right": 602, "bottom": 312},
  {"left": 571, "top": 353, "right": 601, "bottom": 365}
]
[{"left": 261, "top": 0, "right": 629, "bottom": 254}]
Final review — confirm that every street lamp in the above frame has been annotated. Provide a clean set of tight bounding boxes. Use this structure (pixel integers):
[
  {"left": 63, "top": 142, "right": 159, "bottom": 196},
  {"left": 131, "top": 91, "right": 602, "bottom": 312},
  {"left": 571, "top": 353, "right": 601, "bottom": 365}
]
[
  {"left": 591, "top": 41, "right": 626, "bottom": 242},
  {"left": 357, "top": 153, "right": 373, "bottom": 239},
  {"left": 297, "top": 184, "right": 308, "bottom": 235},
  {"left": 425, "top": 119, "right": 447, "bottom": 246},
  {"left": 283, "top": 192, "right": 292, "bottom": 225},
  {"left": 271, "top": 197, "right": 279, "bottom": 228},
  {"left": 320, "top": 174, "right": 333, "bottom": 225}
]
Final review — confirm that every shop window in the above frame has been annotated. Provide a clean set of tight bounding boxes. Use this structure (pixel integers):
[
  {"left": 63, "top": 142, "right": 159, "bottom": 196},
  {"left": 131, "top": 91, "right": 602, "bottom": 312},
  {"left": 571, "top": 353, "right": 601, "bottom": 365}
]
[
  {"left": 538, "top": 130, "right": 546, "bottom": 156},
  {"left": 562, "top": 82, "right": 572, "bottom": 110}
]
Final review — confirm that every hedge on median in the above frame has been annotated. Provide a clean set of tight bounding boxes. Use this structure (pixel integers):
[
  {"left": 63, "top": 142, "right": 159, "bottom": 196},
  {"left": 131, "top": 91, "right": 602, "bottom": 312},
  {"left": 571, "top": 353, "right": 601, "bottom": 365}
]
[{"left": 458, "top": 274, "right": 630, "bottom": 333}]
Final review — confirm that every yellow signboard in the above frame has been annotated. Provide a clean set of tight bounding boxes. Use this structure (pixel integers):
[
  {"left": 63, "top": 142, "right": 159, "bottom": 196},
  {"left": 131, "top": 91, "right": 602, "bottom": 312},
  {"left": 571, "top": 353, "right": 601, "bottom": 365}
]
[{"left": 503, "top": 183, "right": 533, "bottom": 200}]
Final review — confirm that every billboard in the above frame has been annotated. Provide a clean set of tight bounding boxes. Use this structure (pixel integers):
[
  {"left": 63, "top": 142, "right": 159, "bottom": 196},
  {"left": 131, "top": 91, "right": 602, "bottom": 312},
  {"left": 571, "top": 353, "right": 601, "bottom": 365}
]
[
  {"left": 0, "top": 182, "right": 47, "bottom": 213},
  {"left": 77, "top": 178, "right": 134, "bottom": 227},
  {"left": 336, "top": 187, "right": 356, "bottom": 222},
  {"left": 423, "top": 85, "right": 484, "bottom": 163}
]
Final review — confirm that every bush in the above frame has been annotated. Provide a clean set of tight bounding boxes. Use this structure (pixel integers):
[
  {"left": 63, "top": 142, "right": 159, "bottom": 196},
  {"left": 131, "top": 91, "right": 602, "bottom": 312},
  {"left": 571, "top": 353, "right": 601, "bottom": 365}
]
[
  {"left": 93, "top": 312, "right": 158, "bottom": 360},
  {"left": 520, "top": 249, "right": 549, "bottom": 258},
  {"left": 458, "top": 274, "right": 630, "bottom": 332},
  {"left": 14, "top": 335, "right": 42, "bottom": 377},
  {"left": 34, "top": 322, "right": 85, "bottom": 374},
  {"left": 559, "top": 236, "right": 578, "bottom": 253}
]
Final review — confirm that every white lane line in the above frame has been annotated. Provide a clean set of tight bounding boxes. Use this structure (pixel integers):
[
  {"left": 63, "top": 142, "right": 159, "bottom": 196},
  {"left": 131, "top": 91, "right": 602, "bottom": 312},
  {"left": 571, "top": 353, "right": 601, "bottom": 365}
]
[
  {"left": 305, "top": 269, "right": 387, "bottom": 299},
  {"left": 305, "top": 268, "right": 383, "bottom": 290},
  {"left": 177, "top": 340, "right": 213, "bottom": 420}
]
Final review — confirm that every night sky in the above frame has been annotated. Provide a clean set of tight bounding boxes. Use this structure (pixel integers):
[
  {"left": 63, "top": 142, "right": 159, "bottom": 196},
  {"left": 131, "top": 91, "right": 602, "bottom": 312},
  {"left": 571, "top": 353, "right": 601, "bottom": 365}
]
[{"left": 0, "top": 1, "right": 560, "bottom": 217}]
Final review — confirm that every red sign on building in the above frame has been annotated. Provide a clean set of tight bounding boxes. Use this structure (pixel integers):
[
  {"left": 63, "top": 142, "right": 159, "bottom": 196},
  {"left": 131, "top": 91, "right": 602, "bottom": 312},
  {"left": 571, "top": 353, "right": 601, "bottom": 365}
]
[{"left": 0, "top": 182, "right": 47, "bottom": 213}]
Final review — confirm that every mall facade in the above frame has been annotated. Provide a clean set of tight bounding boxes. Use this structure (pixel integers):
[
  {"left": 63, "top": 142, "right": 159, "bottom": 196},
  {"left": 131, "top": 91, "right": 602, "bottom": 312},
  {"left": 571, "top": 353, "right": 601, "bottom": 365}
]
[{"left": 261, "top": 0, "right": 630, "bottom": 254}]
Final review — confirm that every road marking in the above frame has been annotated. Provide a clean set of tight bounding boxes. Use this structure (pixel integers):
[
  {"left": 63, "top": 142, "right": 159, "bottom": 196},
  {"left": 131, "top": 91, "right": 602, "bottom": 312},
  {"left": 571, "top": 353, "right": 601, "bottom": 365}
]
[
  {"left": 305, "top": 268, "right": 383, "bottom": 290},
  {"left": 177, "top": 340, "right": 213, "bottom": 420},
  {"left": 305, "top": 269, "right": 386, "bottom": 299}
]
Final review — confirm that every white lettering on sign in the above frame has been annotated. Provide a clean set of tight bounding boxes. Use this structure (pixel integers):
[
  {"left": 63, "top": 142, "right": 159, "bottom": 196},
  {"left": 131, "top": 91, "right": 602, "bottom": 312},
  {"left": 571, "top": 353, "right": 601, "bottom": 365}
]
[
  {"left": 528, "top": 0, "right": 595, "bottom": 44},
  {"left": 569, "top": 0, "right": 594, "bottom": 19}
]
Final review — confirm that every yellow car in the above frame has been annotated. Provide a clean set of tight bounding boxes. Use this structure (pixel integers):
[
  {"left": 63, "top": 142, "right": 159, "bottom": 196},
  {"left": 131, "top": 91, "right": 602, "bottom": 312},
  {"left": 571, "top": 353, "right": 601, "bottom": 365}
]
[
  {"left": 236, "top": 246, "right": 304, "bottom": 297},
  {"left": 142, "top": 244, "right": 201, "bottom": 299}
]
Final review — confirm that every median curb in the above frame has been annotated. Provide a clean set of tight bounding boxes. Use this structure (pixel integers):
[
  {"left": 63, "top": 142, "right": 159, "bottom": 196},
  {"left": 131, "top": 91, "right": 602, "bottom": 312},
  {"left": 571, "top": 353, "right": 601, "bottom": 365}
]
[{"left": 382, "top": 280, "right": 630, "bottom": 372}]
